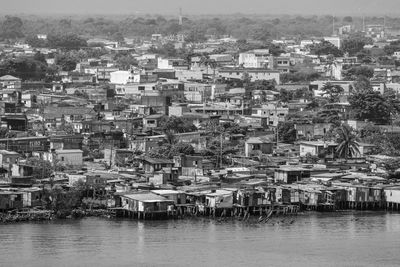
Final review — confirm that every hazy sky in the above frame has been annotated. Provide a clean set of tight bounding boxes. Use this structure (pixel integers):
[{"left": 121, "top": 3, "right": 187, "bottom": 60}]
[{"left": 2, "top": 0, "right": 399, "bottom": 15}]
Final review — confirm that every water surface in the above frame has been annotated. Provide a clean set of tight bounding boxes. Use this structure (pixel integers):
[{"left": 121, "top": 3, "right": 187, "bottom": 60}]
[{"left": 1, "top": 212, "right": 400, "bottom": 267}]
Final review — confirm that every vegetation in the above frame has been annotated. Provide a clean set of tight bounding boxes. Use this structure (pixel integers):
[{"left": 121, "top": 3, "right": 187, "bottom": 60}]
[
  {"left": 277, "top": 122, "right": 297, "bottom": 143},
  {"left": 335, "top": 124, "right": 360, "bottom": 159}
]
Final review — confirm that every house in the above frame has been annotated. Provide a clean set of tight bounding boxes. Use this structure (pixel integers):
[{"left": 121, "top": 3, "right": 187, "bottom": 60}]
[
  {"left": 205, "top": 189, "right": 234, "bottom": 209},
  {"left": 245, "top": 137, "right": 274, "bottom": 157},
  {"left": 218, "top": 68, "right": 280, "bottom": 84},
  {"left": 151, "top": 190, "right": 186, "bottom": 204},
  {"left": 21, "top": 187, "right": 43, "bottom": 208},
  {"left": 295, "top": 123, "right": 332, "bottom": 140},
  {"left": 0, "top": 75, "right": 21, "bottom": 89},
  {"left": 117, "top": 192, "right": 174, "bottom": 217},
  {"left": 234, "top": 189, "right": 269, "bottom": 207},
  {"left": 274, "top": 166, "right": 311, "bottom": 184},
  {"left": 143, "top": 114, "right": 165, "bottom": 129},
  {"left": 299, "top": 141, "right": 337, "bottom": 158},
  {"left": 299, "top": 141, "right": 374, "bottom": 158},
  {"left": 0, "top": 191, "right": 23, "bottom": 211},
  {"left": 141, "top": 157, "right": 174, "bottom": 173},
  {"left": 55, "top": 149, "right": 83, "bottom": 166},
  {"left": 384, "top": 186, "right": 400, "bottom": 206}
]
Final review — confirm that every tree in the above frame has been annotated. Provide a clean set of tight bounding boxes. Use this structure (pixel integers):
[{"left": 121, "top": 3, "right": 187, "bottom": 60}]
[
  {"left": 321, "top": 83, "right": 344, "bottom": 103},
  {"left": 111, "top": 32, "right": 124, "bottom": 43},
  {"left": 343, "top": 16, "right": 353, "bottom": 23},
  {"left": 349, "top": 87, "right": 400, "bottom": 124},
  {"left": 315, "top": 108, "right": 341, "bottom": 125},
  {"left": 384, "top": 40, "right": 400, "bottom": 56},
  {"left": 311, "top": 41, "right": 343, "bottom": 57},
  {"left": 199, "top": 55, "right": 218, "bottom": 79},
  {"left": 342, "top": 66, "right": 374, "bottom": 80},
  {"left": 25, "top": 157, "right": 53, "bottom": 180},
  {"left": 335, "top": 124, "right": 360, "bottom": 159},
  {"left": 341, "top": 34, "right": 372, "bottom": 56},
  {"left": 0, "top": 57, "right": 47, "bottom": 81},
  {"left": 281, "top": 71, "right": 321, "bottom": 84},
  {"left": 55, "top": 53, "right": 79, "bottom": 71},
  {"left": 114, "top": 54, "right": 138, "bottom": 70},
  {"left": 0, "top": 16, "right": 24, "bottom": 39},
  {"left": 47, "top": 33, "right": 87, "bottom": 50},
  {"left": 277, "top": 122, "right": 297, "bottom": 143},
  {"left": 278, "top": 88, "right": 293, "bottom": 102},
  {"left": 160, "top": 116, "right": 197, "bottom": 134},
  {"left": 26, "top": 34, "right": 48, "bottom": 48}
]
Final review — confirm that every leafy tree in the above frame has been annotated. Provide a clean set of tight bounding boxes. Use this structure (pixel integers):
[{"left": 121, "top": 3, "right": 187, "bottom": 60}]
[
  {"left": 311, "top": 41, "right": 343, "bottom": 57},
  {"left": 26, "top": 34, "right": 48, "bottom": 47},
  {"left": 277, "top": 122, "right": 297, "bottom": 143},
  {"left": 160, "top": 116, "right": 197, "bottom": 134},
  {"left": 111, "top": 32, "right": 124, "bottom": 42},
  {"left": 293, "top": 87, "right": 314, "bottom": 100},
  {"left": 341, "top": 35, "right": 371, "bottom": 56},
  {"left": 114, "top": 53, "right": 138, "bottom": 70},
  {"left": 26, "top": 157, "right": 53, "bottom": 180},
  {"left": 47, "top": 33, "right": 87, "bottom": 50},
  {"left": 321, "top": 83, "right": 344, "bottom": 103},
  {"left": 278, "top": 88, "right": 293, "bottom": 102},
  {"left": 0, "top": 57, "right": 47, "bottom": 81},
  {"left": 280, "top": 71, "right": 320, "bottom": 83},
  {"left": 343, "top": 16, "right": 353, "bottom": 23},
  {"left": 202, "top": 137, "right": 239, "bottom": 166},
  {"left": 349, "top": 87, "right": 400, "bottom": 124},
  {"left": 342, "top": 66, "right": 374, "bottom": 80},
  {"left": 384, "top": 40, "right": 400, "bottom": 56},
  {"left": 0, "top": 16, "right": 24, "bottom": 39},
  {"left": 352, "top": 75, "right": 372, "bottom": 93},
  {"left": 335, "top": 124, "right": 360, "bottom": 159},
  {"left": 55, "top": 53, "right": 79, "bottom": 71}
]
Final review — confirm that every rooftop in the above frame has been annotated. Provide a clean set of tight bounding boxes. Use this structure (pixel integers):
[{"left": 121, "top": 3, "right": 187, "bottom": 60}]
[{"left": 122, "top": 192, "right": 173, "bottom": 202}]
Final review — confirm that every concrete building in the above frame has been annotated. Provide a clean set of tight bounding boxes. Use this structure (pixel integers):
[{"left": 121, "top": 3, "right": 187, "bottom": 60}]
[
  {"left": 55, "top": 149, "right": 83, "bottom": 166},
  {"left": 238, "top": 49, "right": 270, "bottom": 68},
  {"left": 245, "top": 137, "right": 274, "bottom": 157},
  {"left": 219, "top": 68, "right": 280, "bottom": 84}
]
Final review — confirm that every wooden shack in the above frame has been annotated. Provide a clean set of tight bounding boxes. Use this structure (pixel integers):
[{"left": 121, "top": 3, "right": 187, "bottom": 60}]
[
  {"left": 117, "top": 192, "right": 174, "bottom": 219},
  {"left": 0, "top": 191, "right": 23, "bottom": 211}
]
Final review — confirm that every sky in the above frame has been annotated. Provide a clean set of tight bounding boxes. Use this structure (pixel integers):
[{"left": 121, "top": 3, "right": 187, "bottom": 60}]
[{"left": 1, "top": 0, "right": 399, "bottom": 15}]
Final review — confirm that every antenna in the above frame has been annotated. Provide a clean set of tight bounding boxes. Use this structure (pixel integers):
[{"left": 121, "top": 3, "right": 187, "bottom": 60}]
[
  {"left": 362, "top": 15, "right": 365, "bottom": 32},
  {"left": 383, "top": 15, "right": 386, "bottom": 36},
  {"left": 179, "top": 8, "right": 183, "bottom": 26}
]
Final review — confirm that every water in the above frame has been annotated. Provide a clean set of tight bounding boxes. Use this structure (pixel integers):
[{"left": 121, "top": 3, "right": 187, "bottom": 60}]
[{"left": 1, "top": 212, "right": 400, "bottom": 267}]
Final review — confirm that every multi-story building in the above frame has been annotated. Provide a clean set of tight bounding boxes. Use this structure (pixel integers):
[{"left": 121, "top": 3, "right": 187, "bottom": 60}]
[{"left": 238, "top": 49, "right": 270, "bottom": 68}]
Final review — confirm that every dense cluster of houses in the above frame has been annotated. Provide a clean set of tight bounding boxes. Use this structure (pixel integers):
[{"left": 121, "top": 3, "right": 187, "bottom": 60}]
[{"left": 2, "top": 21, "right": 400, "bottom": 219}]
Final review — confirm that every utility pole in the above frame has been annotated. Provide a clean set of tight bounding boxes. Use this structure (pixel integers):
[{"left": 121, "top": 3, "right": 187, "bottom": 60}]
[
  {"left": 220, "top": 132, "right": 223, "bottom": 168},
  {"left": 332, "top": 15, "right": 335, "bottom": 36},
  {"left": 179, "top": 8, "right": 183, "bottom": 26}
]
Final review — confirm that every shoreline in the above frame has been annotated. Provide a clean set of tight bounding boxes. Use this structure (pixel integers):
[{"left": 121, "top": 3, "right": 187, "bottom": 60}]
[{"left": 1, "top": 208, "right": 398, "bottom": 224}]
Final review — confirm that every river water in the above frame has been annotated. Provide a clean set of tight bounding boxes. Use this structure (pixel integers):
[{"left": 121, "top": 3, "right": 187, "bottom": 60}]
[{"left": 1, "top": 212, "right": 400, "bottom": 267}]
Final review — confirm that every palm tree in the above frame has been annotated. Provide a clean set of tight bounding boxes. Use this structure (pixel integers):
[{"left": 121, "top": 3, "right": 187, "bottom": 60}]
[
  {"left": 199, "top": 55, "right": 217, "bottom": 82},
  {"left": 335, "top": 124, "right": 360, "bottom": 159}
]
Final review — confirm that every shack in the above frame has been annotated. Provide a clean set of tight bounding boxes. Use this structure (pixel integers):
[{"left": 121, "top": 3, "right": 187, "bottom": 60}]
[
  {"left": 0, "top": 191, "right": 23, "bottom": 211},
  {"left": 151, "top": 189, "right": 186, "bottom": 204},
  {"left": 117, "top": 192, "right": 174, "bottom": 219},
  {"left": 205, "top": 189, "right": 234, "bottom": 209}
]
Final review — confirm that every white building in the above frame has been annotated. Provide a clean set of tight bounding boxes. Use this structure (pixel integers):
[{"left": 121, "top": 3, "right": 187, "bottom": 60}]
[
  {"left": 324, "top": 36, "right": 341, "bottom": 48},
  {"left": 110, "top": 71, "right": 134, "bottom": 84},
  {"left": 238, "top": 49, "right": 270, "bottom": 68},
  {"left": 218, "top": 68, "right": 280, "bottom": 84}
]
